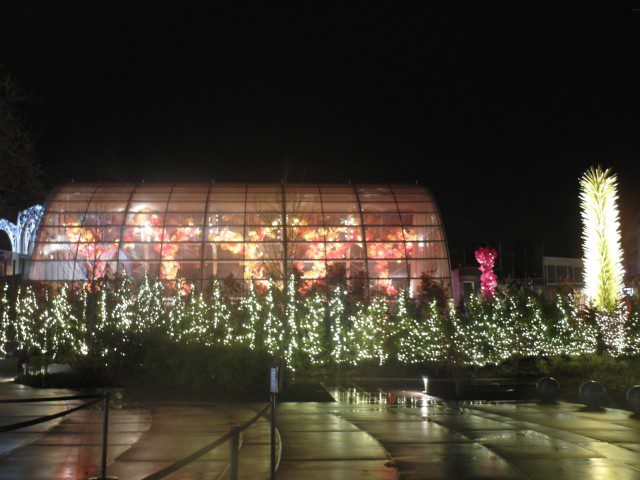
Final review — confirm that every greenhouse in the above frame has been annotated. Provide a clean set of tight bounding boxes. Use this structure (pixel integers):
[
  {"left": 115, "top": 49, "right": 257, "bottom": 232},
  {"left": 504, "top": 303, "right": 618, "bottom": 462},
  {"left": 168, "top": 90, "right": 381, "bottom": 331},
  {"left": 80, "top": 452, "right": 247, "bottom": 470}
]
[{"left": 25, "top": 183, "right": 451, "bottom": 295}]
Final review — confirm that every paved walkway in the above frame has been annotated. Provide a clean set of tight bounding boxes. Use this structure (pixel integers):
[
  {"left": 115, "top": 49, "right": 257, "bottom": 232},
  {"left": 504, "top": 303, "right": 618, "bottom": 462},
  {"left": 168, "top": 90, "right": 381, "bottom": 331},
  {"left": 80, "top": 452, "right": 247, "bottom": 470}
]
[
  {"left": 5, "top": 380, "right": 640, "bottom": 479},
  {"left": 0, "top": 384, "right": 274, "bottom": 480}
]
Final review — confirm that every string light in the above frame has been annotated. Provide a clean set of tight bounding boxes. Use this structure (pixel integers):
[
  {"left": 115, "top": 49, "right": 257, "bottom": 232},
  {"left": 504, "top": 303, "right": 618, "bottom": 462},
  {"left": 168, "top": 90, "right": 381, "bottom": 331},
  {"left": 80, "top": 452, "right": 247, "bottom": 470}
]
[{"left": 2, "top": 277, "right": 637, "bottom": 369}]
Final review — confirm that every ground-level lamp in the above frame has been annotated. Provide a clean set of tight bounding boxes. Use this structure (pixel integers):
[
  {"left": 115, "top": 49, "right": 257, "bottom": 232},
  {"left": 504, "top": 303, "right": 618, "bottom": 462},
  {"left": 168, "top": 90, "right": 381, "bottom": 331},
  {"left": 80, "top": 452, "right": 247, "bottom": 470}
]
[{"left": 422, "top": 375, "right": 429, "bottom": 394}]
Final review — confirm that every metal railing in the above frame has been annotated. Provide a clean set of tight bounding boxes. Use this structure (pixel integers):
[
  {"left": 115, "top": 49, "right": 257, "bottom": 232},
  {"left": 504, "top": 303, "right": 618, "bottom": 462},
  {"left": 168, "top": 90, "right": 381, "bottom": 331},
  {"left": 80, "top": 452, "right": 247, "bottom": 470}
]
[
  {"left": 0, "top": 391, "right": 111, "bottom": 480},
  {"left": 141, "top": 402, "right": 272, "bottom": 480}
]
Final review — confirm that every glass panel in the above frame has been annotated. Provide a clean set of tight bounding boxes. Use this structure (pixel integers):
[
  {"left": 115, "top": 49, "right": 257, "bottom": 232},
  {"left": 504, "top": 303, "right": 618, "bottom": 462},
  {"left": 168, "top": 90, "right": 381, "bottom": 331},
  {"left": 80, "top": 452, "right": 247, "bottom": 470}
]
[
  {"left": 366, "top": 242, "right": 406, "bottom": 259},
  {"left": 245, "top": 226, "right": 282, "bottom": 241},
  {"left": 44, "top": 213, "right": 83, "bottom": 226},
  {"left": 53, "top": 192, "right": 94, "bottom": 202},
  {"left": 177, "top": 261, "right": 202, "bottom": 280},
  {"left": 161, "top": 226, "right": 203, "bottom": 243},
  {"left": 120, "top": 243, "right": 161, "bottom": 260},
  {"left": 357, "top": 194, "right": 395, "bottom": 201},
  {"left": 207, "top": 213, "right": 245, "bottom": 226},
  {"left": 160, "top": 243, "right": 202, "bottom": 260},
  {"left": 131, "top": 193, "right": 171, "bottom": 202},
  {"left": 322, "top": 212, "right": 360, "bottom": 224},
  {"left": 83, "top": 212, "right": 125, "bottom": 225},
  {"left": 364, "top": 226, "right": 405, "bottom": 241},
  {"left": 363, "top": 213, "right": 401, "bottom": 225},
  {"left": 125, "top": 212, "right": 165, "bottom": 225},
  {"left": 360, "top": 202, "right": 398, "bottom": 213},
  {"left": 28, "top": 260, "right": 76, "bottom": 280},
  {"left": 119, "top": 261, "right": 160, "bottom": 280},
  {"left": 207, "top": 201, "right": 245, "bottom": 212},
  {"left": 128, "top": 201, "right": 167, "bottom": 213},
  {"left": 206, "top": 226, "right": 244, "bottom": 242},
  {"left": 203, "top": 261, "right": 243, "bottom": 279},
  {"left": 244, "top": 260, "right": 283, "bottom": 279},
  {"left": 33, "top": 243, "right": 76, "bottom": 260},
  {"left": 166, "top": 201, "right": 206, "bottom": 212},
  {"left": 293, "top": 260, "right": 326, "bottom": 278},
  {"left": 321, "top": 202, "right": 359, "bottom": 212},
  {"left": 370, "top": 278, "right": 407, "bottom": 295},
  {"left": 170, "top": 193, "right": 208, "bottom": 202},
  {"left": 48, "top": 201, "right": 89, "bottom": 212},
  {"left": 123, "top": 226, "right": 163, "bottom": 243},
  {"left": 396, "top": 202, "right": 436, "bottom": 213},
  {"left": 165, "top": 212, "right": 205, "bottom": 225},
  {"left": 288, "top": 242, "right": 325, "bottom": 260},
  {"left": 356, "top": 185, "right": 390, "bottom": 193},
  {"left": 393, "top": 193, "right": 431, "bottom": 201},
  {"left": 244, "top": 243, "right": 283, "bottom": 259},
  {"left": 324, "top": 226, "right": 361, "bottom": 242},
  {"left": 408, "top": 259, "right": 449, "bottom": 278},
  {"left": 287, "top": 226, "right": 324, "bottom": 242},
  {"left": 86, "top": 201, "right": 128, "bottom": 212},
  {"left": 286, "top": 201, "right": 322, "bottom": 212},
  {"left": 402, "top": 226, "right": 444, "bottom": 241},
  {"left": 400, "top": 212, "right": 440, "bottom": 226},
  {"left": 90, "top": 192, "right": 131, "bottom": 201},
  {"left": 287, "top": 212, "right": 323, "bottom": 225},
  {"left": 367, "top": 259, "right": 408, "bottom": 278},
  {"left": 75, "top": 259, "right": 118, "bottom": 280},
  {"left": 325, "top": 242, "right": 364, "bottom": 259},
  {"left": 407, "top": 242, "right": 447, "bottom": 259},
  {"left": 326, "top": 260, "right": 364, "bottom": 278},
  {"left": 245, "top": 213, "right": 282, "bottom": 225},
  {"left": 208, "top": 193, "right": 246, "bottom": 202},
  {"left": 203, "top": 243, "right": 244, "bottom": 260}
]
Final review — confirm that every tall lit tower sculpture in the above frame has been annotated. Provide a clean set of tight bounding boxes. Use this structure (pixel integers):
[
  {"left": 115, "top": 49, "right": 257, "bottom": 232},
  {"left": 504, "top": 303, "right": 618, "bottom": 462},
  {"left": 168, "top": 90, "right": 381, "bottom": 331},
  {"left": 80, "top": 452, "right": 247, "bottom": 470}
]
[{"left": 579, "top": 166, "right": 625, "bottom": 311}]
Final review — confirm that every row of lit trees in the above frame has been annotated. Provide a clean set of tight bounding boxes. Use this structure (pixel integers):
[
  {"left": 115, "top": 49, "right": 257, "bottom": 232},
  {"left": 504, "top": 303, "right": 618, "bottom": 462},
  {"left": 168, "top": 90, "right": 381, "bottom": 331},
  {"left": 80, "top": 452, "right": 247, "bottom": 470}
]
[{"left": 2, "top": 277, "right": 639, "bottom": 371}]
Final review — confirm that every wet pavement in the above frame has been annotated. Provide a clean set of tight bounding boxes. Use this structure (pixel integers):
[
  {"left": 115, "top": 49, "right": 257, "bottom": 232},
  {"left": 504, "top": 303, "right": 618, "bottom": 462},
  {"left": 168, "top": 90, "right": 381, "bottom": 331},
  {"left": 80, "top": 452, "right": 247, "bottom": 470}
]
[
  {"left": 308, "top": 386, "right": 640, "bottom": 479},
  {"left": 3, "top": 381, "right": 640, "bottom": 478},
  {"left": 0, "top": 383, "right": 274, "bottom": 479}
]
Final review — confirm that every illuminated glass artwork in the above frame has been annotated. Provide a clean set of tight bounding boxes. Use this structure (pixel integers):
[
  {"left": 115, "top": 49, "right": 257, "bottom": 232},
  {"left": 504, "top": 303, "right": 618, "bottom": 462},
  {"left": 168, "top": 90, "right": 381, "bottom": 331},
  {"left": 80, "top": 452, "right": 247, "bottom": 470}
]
[{"left": 27, "top": 183, "right": 451, "bottom": 295}]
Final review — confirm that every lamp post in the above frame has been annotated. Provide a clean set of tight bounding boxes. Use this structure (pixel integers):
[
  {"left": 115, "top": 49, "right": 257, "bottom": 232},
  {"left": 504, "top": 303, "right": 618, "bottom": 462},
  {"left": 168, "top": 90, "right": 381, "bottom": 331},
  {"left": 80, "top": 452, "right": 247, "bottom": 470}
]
[{"left": 422, "top": 375, "right": 429, "bottom": 394}]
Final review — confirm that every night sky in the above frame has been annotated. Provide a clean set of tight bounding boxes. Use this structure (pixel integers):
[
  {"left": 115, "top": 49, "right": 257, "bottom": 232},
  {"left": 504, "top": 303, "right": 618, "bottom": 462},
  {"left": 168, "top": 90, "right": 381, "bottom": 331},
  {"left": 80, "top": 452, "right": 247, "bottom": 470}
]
[{"left": 1, "top": 2, "right": 639, "bottom": 258}]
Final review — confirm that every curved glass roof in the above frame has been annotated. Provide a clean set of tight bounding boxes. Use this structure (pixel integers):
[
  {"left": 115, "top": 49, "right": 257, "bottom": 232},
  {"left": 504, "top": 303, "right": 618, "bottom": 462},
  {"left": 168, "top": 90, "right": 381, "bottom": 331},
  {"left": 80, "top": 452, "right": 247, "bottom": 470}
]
[{"left": 27, "top": 183, "right": 450, "bottom": 295}]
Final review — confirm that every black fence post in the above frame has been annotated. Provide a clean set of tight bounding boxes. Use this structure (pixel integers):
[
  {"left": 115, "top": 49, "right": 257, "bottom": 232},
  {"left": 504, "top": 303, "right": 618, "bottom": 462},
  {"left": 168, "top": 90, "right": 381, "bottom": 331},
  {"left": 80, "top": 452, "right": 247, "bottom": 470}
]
[
  {"left": 230, "top": 425, "right": 240, "bottom": 480},
  {"left": 270, "top": 392, "right": 276, "bottom": 479},
  {"left": 269, "top": 365, "right": 279, "bottom": 480},
  {"left": 101, "top": 391, "right": 110, "bottom": 480}
]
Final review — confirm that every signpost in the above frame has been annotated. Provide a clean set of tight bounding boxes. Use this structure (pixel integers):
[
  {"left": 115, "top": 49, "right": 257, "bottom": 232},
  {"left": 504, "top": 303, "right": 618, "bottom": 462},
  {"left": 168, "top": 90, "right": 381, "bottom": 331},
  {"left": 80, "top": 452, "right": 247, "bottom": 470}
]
[{"left": 270, "top": 366, "right": 278, "bottom": 480}]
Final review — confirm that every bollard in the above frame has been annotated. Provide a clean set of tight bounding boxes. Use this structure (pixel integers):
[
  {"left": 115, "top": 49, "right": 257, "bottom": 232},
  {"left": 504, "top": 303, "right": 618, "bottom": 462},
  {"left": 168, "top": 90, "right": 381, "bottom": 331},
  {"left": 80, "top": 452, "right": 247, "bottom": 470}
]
[
  {"left": 579, "top": 380, "right": 606, "bottom": 408},
  {"left": 101, "top": 391, "right": 110, "bottom": 480},
  {"left": 537, "top": 377, "right": 560, "bottom": 403},
  {"left": 230, "top": 425, "right": 240, "bottom": 480}
]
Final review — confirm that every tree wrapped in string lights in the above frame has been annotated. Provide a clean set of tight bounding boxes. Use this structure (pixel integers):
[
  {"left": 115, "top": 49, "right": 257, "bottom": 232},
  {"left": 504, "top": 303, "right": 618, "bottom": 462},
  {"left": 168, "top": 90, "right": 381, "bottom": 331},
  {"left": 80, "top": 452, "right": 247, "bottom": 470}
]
[
  {"left": 475, "top": 247, "right": 498, "bottom": 299},
  {"left": 0, "top": 284, "right": 9, "bottom": 355}
]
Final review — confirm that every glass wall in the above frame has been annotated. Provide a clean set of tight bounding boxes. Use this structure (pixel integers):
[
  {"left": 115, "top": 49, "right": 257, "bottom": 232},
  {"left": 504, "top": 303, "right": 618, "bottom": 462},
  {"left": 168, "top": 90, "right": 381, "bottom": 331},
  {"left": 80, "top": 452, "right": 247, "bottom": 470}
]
[{"left": 28, "top": 183, "right": 451, "bottom": 295}]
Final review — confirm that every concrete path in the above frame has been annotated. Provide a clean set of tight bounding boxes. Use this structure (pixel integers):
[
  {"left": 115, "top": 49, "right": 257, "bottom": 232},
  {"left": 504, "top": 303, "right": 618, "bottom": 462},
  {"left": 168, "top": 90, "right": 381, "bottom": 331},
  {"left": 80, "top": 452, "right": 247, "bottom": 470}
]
[
  {"left": 316, "top": 388, "right": 640, "bottom": 479},
  {"left": 6, "top": 379, "right": 640, "bottom": 479},
  {"left": 0, "top": 383, "right": 274, "bottom": 479},
  {"left": 276, "top": 402, "right": 398, "bottom": 479}
]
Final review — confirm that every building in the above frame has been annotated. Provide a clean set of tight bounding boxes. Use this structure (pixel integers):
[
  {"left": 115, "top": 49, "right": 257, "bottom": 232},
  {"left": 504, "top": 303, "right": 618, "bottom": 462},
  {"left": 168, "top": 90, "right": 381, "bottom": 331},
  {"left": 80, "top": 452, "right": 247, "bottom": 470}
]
[
  {"left": 542, "top": 256, "right": 584, "bottom": 288},
  {"left": 450, "top": 241, "right": 584, "bottom": 304},
  {"left": 5, "top": 183, "right": 452, "bottom": 296}
]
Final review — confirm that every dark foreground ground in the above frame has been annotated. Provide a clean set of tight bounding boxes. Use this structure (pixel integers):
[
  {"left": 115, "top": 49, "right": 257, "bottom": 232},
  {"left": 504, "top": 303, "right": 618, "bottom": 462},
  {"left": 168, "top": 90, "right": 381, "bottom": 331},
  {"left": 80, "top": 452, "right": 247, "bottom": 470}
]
[{"left": 3, "top": 378, "right": 640, "bottom": 479}]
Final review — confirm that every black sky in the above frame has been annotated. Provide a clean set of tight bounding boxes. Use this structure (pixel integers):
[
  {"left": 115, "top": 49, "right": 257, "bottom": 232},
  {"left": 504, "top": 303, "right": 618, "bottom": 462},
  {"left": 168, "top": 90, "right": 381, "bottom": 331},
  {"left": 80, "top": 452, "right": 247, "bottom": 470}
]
[{"left": 1, "top": 2, "right": 639, "bottom": 258}]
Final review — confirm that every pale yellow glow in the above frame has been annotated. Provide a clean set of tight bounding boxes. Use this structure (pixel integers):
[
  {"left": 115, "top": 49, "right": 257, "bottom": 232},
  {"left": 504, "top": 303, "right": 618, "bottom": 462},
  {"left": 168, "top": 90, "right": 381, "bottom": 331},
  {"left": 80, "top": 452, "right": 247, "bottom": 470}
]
[{"left": 580, "top": 166, "right": 625, "bottom": 311}]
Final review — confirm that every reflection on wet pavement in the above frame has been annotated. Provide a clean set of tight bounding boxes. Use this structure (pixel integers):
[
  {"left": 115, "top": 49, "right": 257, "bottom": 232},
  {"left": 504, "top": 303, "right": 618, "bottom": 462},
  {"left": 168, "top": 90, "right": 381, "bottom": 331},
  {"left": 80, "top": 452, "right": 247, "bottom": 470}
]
[
  {"left": 319, "top": 383, "right": 640, "bottom": 479},
  {"left": 0, "top": 384, "right": 273, "bottom": 480},
  {"left": 4, "top": 380, "right": 640, "bottom": 479}
]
